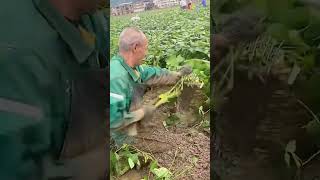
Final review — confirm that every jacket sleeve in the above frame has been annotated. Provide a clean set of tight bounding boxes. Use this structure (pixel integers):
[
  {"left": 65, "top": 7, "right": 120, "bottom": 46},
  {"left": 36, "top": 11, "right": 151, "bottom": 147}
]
[
  {"left": 139, "top": 65, "right": 181, "bottom": 86},
  {"left": 0, "top": 48, "right": 52, "bottom": 180},
  {"left": 110, "top": 76, "right": 127, "bottom": 129},
  {"left": 110, "top": 76, "right": 142, "bottom": 129}
]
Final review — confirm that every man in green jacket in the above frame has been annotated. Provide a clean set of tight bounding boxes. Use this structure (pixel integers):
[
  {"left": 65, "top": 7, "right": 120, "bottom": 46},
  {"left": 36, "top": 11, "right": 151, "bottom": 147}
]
[
  {"left": 110, "top": 27, "right": 192, "bottom": 145},
  {"left": 0, "top": 0, "right": 108, "bottom": 179}
]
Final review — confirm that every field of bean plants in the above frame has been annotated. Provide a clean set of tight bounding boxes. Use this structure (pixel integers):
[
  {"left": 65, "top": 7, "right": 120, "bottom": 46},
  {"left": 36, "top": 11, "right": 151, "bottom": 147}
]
[{"left": 110, "top": 5, "right": 210, "bottom": 180}]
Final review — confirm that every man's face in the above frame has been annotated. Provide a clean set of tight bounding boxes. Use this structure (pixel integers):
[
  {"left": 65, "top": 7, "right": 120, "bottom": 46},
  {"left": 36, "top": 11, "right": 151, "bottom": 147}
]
[{"left": 133, "top": 38, "right": 148, "bottom": 66}]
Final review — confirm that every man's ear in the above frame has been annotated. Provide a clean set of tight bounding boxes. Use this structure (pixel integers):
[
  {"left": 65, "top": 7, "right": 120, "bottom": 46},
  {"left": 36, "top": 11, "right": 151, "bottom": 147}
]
[
  {"left": 131, "top": 44, "right": 137, "bottom": 53},
  {"left": 133, "top": 43, "right": 138, "bottom": 52}
]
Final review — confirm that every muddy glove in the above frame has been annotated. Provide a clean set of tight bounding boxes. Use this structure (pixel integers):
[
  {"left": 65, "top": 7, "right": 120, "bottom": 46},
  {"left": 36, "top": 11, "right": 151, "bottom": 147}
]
[
  {"left": 145, "top": 66, "right": 192, "bottom": 86},
  {"left": 112, "top": 105, "right": 156, "bottom": 135},
  {"left": 177, "top": 65, "right": 192, "bottom": 77},
  {"left": 125, "top": 105, "right": 156, "bottom": 136},
  {"left": 145, "top": 72, "right": 180, "bottom": 86}
]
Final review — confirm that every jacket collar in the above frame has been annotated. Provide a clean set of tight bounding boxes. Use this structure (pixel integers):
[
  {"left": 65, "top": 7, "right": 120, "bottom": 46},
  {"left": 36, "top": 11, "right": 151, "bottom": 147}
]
[
  {"left": 114, "top": 55, "right": 140, "bottom": 82},
  {"left": 33, "top": 0, "right": 95, "bottom": 64}
]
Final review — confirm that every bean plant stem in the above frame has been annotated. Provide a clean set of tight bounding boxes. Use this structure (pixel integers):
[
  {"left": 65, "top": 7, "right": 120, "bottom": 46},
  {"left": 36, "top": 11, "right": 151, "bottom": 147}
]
[{"left": 302, "top": 149, "right": 320, "bottom": 167}]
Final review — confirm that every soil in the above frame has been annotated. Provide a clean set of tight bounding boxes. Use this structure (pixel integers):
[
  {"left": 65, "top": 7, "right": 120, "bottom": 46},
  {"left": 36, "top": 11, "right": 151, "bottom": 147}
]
[
  {"left": 212, "top": 71, "right": 320, "bottom": 180},
  {"left": 118, "top": 86, "right": 210, "bottom": 180}
]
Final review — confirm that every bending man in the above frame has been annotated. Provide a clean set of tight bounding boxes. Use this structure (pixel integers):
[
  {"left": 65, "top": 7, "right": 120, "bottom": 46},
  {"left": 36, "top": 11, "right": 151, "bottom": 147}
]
[{"left": 110, "top": 27, "right": 191, "bottom": 145}]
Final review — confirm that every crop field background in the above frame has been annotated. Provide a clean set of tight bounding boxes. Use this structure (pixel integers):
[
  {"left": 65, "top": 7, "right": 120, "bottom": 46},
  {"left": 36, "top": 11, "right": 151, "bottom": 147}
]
[
  {"left": 110, "top": 4, "right": 210, "bottom": 180},
  {"left": 111, "top": 6, "right": 210, "bottom": 95}
]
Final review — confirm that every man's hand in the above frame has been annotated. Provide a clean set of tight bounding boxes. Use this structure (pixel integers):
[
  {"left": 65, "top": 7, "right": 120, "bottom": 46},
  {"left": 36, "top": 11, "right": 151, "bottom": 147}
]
[
  {"left": 112, "top": 105, "right": 156, "bottom": 131},
  {"left": 178, "top": 65, "right": 192, "bottom": 77},
  {"left": 125, "top": 105, "right": 155, "bottom": 136}
]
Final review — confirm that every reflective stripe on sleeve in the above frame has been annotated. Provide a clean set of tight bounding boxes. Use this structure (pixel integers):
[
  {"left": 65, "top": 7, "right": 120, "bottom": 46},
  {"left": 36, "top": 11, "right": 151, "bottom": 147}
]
[
  {"left": 110, "top": 93, "right": 124, "bottom": 100},
  {"left": 0, "top": 97, "right": 44, "bottom": 120}
]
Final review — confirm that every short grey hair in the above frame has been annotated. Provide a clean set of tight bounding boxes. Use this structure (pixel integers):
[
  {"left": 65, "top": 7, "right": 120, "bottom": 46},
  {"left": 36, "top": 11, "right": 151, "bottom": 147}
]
[{"left": 119, "top": 27, "right": 146, "bottom": 52}]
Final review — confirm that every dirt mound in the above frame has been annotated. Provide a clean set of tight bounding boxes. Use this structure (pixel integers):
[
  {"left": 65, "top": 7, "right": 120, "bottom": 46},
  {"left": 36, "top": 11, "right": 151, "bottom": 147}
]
[{"left": 119, "top": 86, "right": 210, "bottom": 180}]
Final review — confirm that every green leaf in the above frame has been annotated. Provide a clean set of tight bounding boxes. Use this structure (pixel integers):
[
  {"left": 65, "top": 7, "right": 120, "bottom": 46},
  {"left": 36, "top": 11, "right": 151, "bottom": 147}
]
[
  {"left": 305, "top": 119, "right": 320, "bottom": 148},
  {"left": 267, "top": 0, "right": 293, "bottom": 21},
  {"left": 166, "top": 54, "right": 187, "bottom": 69},
  {"left": 288, "top": 30, "right": 308, "bottom": 49},
  {"left": 252, "top": 0, "right": 268, "bottom": 12},
  {"left": 150, "top": 161, "right": 158, "bottom": 172},
  {"left": 302, "top": 54, "right": 315, "bottom": 70},
  {"left": 119, "top": 165, "right": 130, "bottom": 176},
  {"left": 115, "top": 152, "right": 120, "bottom": 160},
  {"left": 165, "top": 114, "right": 180, "bottom": 126},
  {"left": 266, "top": 23, "right": 289, "bottom": 42},
  {"left": 111, "top": 152, "right": 117, "bottom": 164},
  {"left": 282, "top": 7, "right": 310, "bottom": 29},
  {"left": 110, "top": 152, "right": 120, "bottom": 175},
  {"left": 128, "top": 153, "right": 139, "bottom": 163},
  {"left": 152, "top": 167, "right": 171, "bottom": 178},
  {"left": 128, "top": 158, "right": 135, "bottom": 169},
  {"left": 176, "top": 55, "right": 185, "bottom": 63},
  {"left": 303, "top": 21, "right": 320, "bottom": 45}
]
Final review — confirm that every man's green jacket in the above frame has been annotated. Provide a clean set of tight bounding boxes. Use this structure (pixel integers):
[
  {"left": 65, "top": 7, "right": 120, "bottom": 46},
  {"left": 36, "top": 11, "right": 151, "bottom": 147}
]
[
  {"left": 0, "top": 0, "right": 108, "bottom": 179},
  {"left": 110, "top": 55, "right": 170, "bottom": 129}
]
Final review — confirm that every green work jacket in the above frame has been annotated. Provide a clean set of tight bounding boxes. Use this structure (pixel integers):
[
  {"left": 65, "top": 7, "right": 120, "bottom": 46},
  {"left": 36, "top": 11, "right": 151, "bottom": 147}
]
[
  {"left": 0, "top": 0, "right": 108, "bottom": 179},
  {"left": 110, "top": 55, "right": 169, "bottom": 129}
]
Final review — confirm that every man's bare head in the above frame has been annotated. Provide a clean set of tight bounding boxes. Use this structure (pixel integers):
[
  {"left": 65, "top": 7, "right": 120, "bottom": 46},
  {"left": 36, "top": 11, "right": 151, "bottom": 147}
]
[
  {"left": 119, "top": 27, "right": 147, "bottom": 51},
  {"left": 119, "top": 27, "right": 148, "bottom": 66}
]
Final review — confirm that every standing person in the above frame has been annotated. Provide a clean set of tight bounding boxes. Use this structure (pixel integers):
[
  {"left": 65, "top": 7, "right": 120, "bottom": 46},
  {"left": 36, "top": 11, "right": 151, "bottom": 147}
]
[
  {"left": 110, "top": 27, "right": 192, "bottom": 145},
  {"left": 187, "top": 0, "right": 192, "bottom": 10},
  {"left": 202, "top": 0, "right": 207, "bottom": 7},
  {"left": 180, "top": 0, "right": 187, "bottom": 10},
  {"left": 0, "top": 0, "right": 108, "bottom": 179},
  {"left": 195, "top": 0, "right": 200, "bottom": 12}
]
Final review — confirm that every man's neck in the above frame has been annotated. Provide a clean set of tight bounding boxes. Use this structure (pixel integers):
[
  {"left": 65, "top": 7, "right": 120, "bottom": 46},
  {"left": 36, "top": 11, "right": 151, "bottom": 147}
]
[
  {"left": 49, "top": 0, "right": 81, "bottom": 21},
  {"left": 119, "top": 52, "right": 136, "bottom": 68}
]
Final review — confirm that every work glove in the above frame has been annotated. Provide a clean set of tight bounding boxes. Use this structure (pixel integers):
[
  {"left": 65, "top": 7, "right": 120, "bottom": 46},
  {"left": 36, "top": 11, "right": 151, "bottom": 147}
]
[
  {"left": 113, "top": 105, "right": 156, "bottom": 137},
  {"left": 178, "top": 65, "right": 192, "bottom": 77},
  {"left": 145, "top": 73, "right": 180, "bottom": 86},
  {"left": 126, "top": 105, "right": 156, "bottom": 136},
  {"left": 145, "top": 66, "right": 192, "bottom": 86}
]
